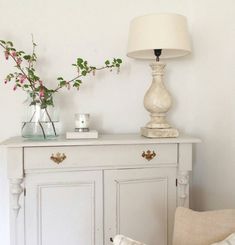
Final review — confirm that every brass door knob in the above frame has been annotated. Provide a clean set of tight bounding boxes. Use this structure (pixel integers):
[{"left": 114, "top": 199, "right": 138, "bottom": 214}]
[
  {"left": 50, "top": 153, "right": 66, "bottom": 164},
  {"left": 142, "top": 150, "right": 156, "bottom": 161}
]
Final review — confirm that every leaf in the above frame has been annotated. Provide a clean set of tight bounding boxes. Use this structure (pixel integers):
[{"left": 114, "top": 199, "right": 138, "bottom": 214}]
[
  {"left": 34, "top": 75, "right": 39, "bottom": 81},
  {"left": 78, "top": 64, "right": 84, "bottom": 69},
  {"left": 0, "top": 40, "right": 6, "bottom": 44},
  {"left": 60, "top": 81, "right": 66, "bottom": 87},
  {"left": 105, "top": 60, "right": 110, "bottom": 65},
  {"left": 73, "top": 83, "right": 79, "bottom": 88},
  {"left": 77, "top": 58, "right": 83, "bottom": 64},
  {"left": 57, "top": 77, "right": 64, "bottom": 80},
  {"left": 27, "top": 69, "right": 34, "bottom": 77},
  {"left": 23, "top": 55, "right": 31, "bottom": 60},
  {"left": 7, "top": 41, "right": 13, "bottom": 47},
  {"left": 81, "top": 70, "right": 87, "bottom": 76},
  {"left": 30, "top": 101, "right": 36, "bottom": 106},
  {"left": 117, "top": 58, "right": 122, "bottom": 63}
]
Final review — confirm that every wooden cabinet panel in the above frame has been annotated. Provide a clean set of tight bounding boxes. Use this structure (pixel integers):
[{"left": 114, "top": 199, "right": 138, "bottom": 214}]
[
  {"left": 24, "top": 171, "right": 103, "bottom": 245},
  {"left": 104, "top": 168, "right": 177, "bottom": 245}
]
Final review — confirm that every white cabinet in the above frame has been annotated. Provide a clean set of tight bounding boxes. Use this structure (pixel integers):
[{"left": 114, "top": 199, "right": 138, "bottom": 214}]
[{"left": 2, "top": 134, "right": 200, "bottom": 245}]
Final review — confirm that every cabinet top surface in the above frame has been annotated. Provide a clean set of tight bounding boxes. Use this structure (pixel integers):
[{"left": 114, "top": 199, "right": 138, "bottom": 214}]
[{"left": 1, "top": 134, "right": 201, "bottom": 148}]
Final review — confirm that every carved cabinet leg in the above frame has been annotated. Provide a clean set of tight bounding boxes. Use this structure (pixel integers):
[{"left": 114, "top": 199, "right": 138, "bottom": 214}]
[
  {"left": 10, "top": 178, "right": 23, "bottom": 245},
  {"left": 177, "top": 171, "right": 189, "bottom": 207}
]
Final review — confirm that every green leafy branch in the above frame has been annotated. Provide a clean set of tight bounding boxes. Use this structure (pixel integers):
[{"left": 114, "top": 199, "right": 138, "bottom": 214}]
[
  {"left": 0, "top": 38, "right": 122, "bottom": 109},
  {"left": 55, "top": 57, "right": 122, "bottom": 91}
]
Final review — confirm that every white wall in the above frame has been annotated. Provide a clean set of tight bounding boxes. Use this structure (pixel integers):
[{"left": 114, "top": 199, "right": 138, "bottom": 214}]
[
  {"left": 0, "top": 0, "right": 235, "bottom": 244},
  {"left": 190, "top": 0, "right": 235, "bottom": 210}
]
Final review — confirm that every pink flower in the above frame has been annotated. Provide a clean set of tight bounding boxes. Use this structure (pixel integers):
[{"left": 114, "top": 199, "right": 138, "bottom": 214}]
[
  {"left": 11, "top": 51, "right": 17, "bottom": 57},
  {"left": 66, "top": 82, "right": 71, "bottom": 90},
  {"left": 13, "top": 85, "right": 17, "bottom": 91},
  {"left": 18, "top": 74, "right": 26, "bottom": 84},
  {"left": 16, "top": 57, "right": 22, "bottom": 65},
  {"left": 4, "top": 51, "right": 9, "bottom": 60},
  {"left": 4, "top": 80, "right": 8, "bottom": 84},
  {"left": 39, "top": 88, "right": 44, "bottom": 98}
]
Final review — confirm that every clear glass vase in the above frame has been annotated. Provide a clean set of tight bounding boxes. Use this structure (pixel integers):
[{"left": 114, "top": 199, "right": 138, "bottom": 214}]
[{"left": 21, "top": 98, "right": 60, "bottom": 140}]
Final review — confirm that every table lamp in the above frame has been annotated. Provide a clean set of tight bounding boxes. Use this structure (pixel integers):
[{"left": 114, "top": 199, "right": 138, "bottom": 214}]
[{"left": 127, "top": 13, "right": 191, "bottom": 138}]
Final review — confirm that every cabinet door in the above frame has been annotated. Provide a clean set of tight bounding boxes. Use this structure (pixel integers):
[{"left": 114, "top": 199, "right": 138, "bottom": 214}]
[
  {"left": 104, "top": 168, "right": 176, "bottom": 245},
  {"left": 25, "top": 171, "right": 103, "bottom": 245}
]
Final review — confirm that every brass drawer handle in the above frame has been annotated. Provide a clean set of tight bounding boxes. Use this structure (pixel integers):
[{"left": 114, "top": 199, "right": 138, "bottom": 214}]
[
  {"left": 142, "top": 150, "right": 156, "bottom": 161},
  {"left": 50, "top": 153, "right": 66, "bottom": 164}
]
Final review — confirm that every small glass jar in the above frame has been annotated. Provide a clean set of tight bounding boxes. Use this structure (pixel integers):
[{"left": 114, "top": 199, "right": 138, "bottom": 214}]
[{"left": 75, "top": 113, "right": 90, "bottom": 132}]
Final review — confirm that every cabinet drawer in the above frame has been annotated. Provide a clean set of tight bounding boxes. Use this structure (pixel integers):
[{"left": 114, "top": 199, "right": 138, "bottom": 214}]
[{"left": 24, "top": 144, "right": 177, "bottom": 170}]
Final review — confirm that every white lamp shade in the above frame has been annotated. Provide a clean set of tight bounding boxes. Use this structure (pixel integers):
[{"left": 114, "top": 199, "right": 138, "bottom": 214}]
[{"left": 127, "top": 13, "right": 191, "bottom": 59}]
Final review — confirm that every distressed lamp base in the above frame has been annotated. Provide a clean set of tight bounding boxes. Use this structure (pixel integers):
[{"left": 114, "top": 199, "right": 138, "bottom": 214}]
[
  {"left": 142, "top": 62, "right": 179, "bottom": 138},
  {"left": 141, "top": 127, "right": 179, "bottom": 138}
]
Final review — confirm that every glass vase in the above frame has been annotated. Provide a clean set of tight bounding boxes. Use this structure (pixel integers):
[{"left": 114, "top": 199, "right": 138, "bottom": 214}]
[{"left": 21, "top": 99, "right": 60, "bottom": 140}]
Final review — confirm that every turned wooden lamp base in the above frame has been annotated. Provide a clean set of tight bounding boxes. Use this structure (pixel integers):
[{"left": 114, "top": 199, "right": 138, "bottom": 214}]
[
  {"left": 141, "top": 127, "right": 179, "bottom": 138},
  {"left": 141, "top": 62, "right": 179, "bottom": 138}
]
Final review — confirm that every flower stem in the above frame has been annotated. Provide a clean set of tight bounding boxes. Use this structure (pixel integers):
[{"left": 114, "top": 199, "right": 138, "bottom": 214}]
[
  {"left": 53, "top": 65, "right": 110, "bottom": 92},
  {"left": 45, "top": 108, "right": 57, "bottom": 136},
  {"left": 38, "top": 121, "right": 46, "bottom": 139},
  {"left": 21, "top": 109, "right": 36, "bottom": 132}
]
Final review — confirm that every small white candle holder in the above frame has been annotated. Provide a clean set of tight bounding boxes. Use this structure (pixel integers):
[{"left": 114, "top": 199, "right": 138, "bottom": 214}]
[{"left": 75, "top": 113, "right": 90, "bottom": 132}]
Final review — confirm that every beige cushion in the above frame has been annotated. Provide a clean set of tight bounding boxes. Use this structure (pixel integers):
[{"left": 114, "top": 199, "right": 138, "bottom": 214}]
[
  {"left": 211, "top": 232, "right": 235, "bottom": 245},
  {"left": 173, "top": 207, "right": 235, "bottom": 245}
]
